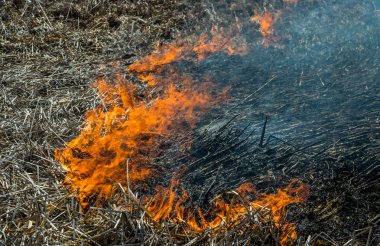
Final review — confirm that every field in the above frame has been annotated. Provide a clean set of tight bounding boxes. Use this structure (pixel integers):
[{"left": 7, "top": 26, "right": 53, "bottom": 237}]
[{"left": 1, "top": 0, "right": 379, "bottom": 245}]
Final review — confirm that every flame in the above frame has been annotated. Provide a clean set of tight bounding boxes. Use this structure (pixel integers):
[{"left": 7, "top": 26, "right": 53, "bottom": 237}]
[
  {"left": 54, "top": 75, "right": 212, "bottom": 205},
  {"left": 193, "top": 27, "right": 249, "bottom": 61},
  {"left": 252, "top": 11, "right": 283, "bottom": 48},
  {"left": 252, "top": 0, "right": 299, "bottom": 47},
  {"left": 128, "top": 40, "right": 191, "bottom": 86},
  {"left": 283, "top": 0, "right": 299, "bottom": 4},
  {"left": 144, "top": 178, "right": 309, "bottom": 245},
  {"left": 55, "top": 25, "right": 307, "bottom": 245},
  {"left": 129, "top": 26, "right": 248, "bottom": 86},
  {"left": 55, "top": 28, "right": 246, "bottom": 205}
]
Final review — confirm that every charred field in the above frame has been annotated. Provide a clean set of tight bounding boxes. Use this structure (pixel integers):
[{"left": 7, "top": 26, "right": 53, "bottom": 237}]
[{"left": 1, "top": 0, "right": 379, "bottom": 245}]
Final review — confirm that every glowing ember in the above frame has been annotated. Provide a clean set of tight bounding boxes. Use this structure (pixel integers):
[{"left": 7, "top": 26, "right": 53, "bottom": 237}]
[{"left": 252, "top": 11, "right": 282, "bottom": 48}]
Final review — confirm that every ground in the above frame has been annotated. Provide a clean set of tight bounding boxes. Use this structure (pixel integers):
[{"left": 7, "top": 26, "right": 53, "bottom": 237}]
[{"left": 1, "top": 0, "right": 379, "bottom": 245}]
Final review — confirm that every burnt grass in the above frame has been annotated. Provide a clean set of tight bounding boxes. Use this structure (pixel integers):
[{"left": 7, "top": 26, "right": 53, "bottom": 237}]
[{"left": 1, "top": 0, "right": 379, "bottom": 245}]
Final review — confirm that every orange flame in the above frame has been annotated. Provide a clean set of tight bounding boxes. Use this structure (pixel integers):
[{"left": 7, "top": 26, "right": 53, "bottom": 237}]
[
  {"left": 55, "top": 26, "right": 307, "bottom": 245},
  {"left": 284, "top": 0, "right": 299, "bottom": 4},
  {"left": 144, "top": 178, "right": 309, "bottom": 245},
  {"left": 129, "top": 26, "right": 248, "bottom": 86},
  {"left": 252, "top": 0, "right": 299, "bottom": 47},
  {"left": 252, "top": 11, "right": 283, "bottom": 48},
  {"left": 128, "top": 40, "right": 191, "bottom": 86},
  {"left": 193, "top": 27, "right": 249, "bottom": 61},
  {"left": 54, "top": 75, "right": 212, "bottom": 205},
  {"left": 55, "top": 28, "right": 246, "bottom": 205}
]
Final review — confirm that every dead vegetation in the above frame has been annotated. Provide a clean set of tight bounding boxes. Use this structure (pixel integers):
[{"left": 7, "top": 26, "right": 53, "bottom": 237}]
[
  {"left": 0, "top": 1, "right": 212, "bottom": 244},
  {"left": 1, "top": 0, "right": 379, "bottom": 245}
]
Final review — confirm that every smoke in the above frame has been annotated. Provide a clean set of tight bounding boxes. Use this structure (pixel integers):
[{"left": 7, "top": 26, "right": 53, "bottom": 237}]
[
  {"left": 162, "top": 0, "right": 380, "bottom": 220},
  {"left": 192, "top": 0, "right": 380, "bottom": 150}
]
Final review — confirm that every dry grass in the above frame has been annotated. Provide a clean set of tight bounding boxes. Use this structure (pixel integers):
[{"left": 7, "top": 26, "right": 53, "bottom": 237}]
[
  {"left": 0, "top": 1, "right": 211, "bottom": 244},
  {"left": 1, "top": 0, "right": 379, "bottom": 245},
  {"left": 0, "top": 1, "right": 272, "bottom": 245}
]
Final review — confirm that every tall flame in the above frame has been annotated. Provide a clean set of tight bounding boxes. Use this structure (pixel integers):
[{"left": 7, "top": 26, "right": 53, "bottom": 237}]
[
  {"left": 55, "top": 28, "right": 246, "bottom": 205},
  {"left": 54, "top": 75, "right": 212, "bottom": 205},
  {"left": 55, "top": 26, "right": 308, "bottom": 245}
]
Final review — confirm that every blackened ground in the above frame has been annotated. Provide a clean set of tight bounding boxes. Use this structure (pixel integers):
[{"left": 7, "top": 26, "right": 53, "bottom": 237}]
[
  {"left": 161, "top": 0, "right": 380, "bottom": 244},
  {"left": 1, "top": 0, "right": 379, "bottom": 245}
]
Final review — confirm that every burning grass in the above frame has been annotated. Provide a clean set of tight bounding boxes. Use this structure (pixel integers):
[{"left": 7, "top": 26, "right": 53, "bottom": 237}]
[
  {"left": 53, "top": 25, "right": 309, "bottom": 244},
  {"left": 54, "top": 75, "right": 213, "bottom": 205},
  {"left": 54, "top": 26, "right": 246, "bottom": 206},
  {"left": 1, "top": 0, "right": 379, "bottom": 245}
]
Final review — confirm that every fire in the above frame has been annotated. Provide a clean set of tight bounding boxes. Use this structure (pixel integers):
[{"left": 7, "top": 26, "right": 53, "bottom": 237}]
[
  {"left": 128, "top": 40, "right": 190, "bottom": 86},
  {"left": 144, "top": 178, "right": 309, "bottom": 245},
  {"left": 252, "top": 11, "right": 282, "bottom": 48},
  {"left": 129, "top": 26, "right": 248, "bottom": 86},
  {"left": 193, "top": 27, "right": 249, "bottom": 61},
  {"left": 54, "top": 75, "right": 212, "bottom": 205},
  {"left": 55, "top": 25, "right": 307, "bottom": 245},
  {"left": 55, "top": 28, "right": 246, "bottom": 205},
  {"left": 252, "top": 1, "right": 300, "bottom": 47},
  {"left": 283, "top": 0, "right": 299, "bottom": 4}
]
